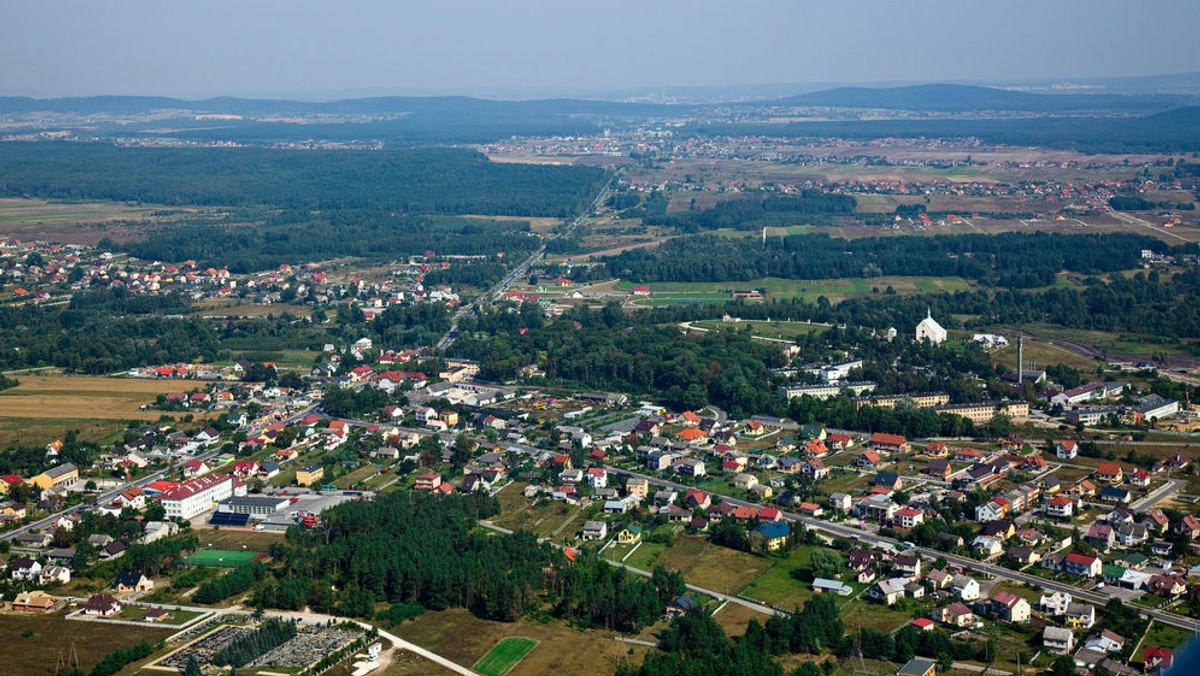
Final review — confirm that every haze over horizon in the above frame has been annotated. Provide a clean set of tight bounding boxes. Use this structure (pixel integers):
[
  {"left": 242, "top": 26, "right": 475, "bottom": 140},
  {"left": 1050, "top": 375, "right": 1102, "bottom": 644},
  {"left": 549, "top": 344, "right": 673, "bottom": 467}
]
[{"left": 2, "top": 0, "right": 1198, "bottom": 100}]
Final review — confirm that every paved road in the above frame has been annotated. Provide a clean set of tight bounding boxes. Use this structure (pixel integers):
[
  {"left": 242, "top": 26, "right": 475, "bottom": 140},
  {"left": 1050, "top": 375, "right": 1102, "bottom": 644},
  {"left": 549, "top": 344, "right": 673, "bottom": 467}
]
[
  {"left": 1131, "top": 478, "right": 1184, "bottom": 511},
  {"left": 601, "top": 467, "right": 1200, "bottom": 633},
  {"left": 436, "top": 178, "right": 612, "bottom": 351}
]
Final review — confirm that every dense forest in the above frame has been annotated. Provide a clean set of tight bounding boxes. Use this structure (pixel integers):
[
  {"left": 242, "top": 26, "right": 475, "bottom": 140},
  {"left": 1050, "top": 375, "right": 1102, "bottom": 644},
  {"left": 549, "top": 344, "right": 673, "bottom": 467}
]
[
  {"left": 641, "top": 193, "right": 857, "bottom": 232},
  {"left": 116, "top": 211, "right": 538, "bottom": 272},
  {"left": 260, "top": 490, "right": 684, "bottom": 632},
  {"left": 0, "top": 143, "right": 607, "bottom": 216},
  {"left": 605, "top": 231, "right": 1168, "bottom": 288},
  {"left": 688, "top": 106, "right": 1200, "bottom": 154}
]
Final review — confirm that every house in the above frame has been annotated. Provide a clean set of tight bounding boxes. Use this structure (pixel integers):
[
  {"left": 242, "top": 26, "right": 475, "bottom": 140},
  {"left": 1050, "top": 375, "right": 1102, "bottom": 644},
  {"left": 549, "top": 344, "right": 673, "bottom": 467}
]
[
  {"left": 1043, "top": 626, "right": 1075, "bottom": 654},
  {"left": 1096, "top": 462, "right": 1123, "bottom": 484},
  {"left": 113, "top": 570, "right": 154, "bottom": 594},
  {"left": 950, "top": 574, "right": 980, "bottom": 601},
  {"left": 910, "top": 618, "right": 935, "bottom": 632},
  {"left": 1063, "top": 552, "right": 1102, "bottom": 578},
  {"left": 40, "top": 565, "right": 71, "bottom": 585},
  {"left": 802, "top": 458, "right": 828, "bottom": 480},
  {"left": 754, "top": 522, "right": 791, "bottom": 551},
  {"left": 615, "top": 524, "right": 643, "bottom": 545},
  {"left": 897, "top": 658, "right": 937, "bottom": 676},
  {"left": 1144, "top": 647, "right": 1174, "bottom": 675},
  {"left": 829, "top": 492, "right": 852, "bottom": 512},
  {"left": 925, "top": 459, "right": 952, "bottom": 479},
  {"left": 812, "top": 578, "right": 854, "bottom": 596},
  {"left": 1173, "top": 514, "right": 1200, "bottom": 540},
  {"left": 1084, "top": 630, "right": 1125, "bottom": 655},
  {"left": 145, "top": 607, "right": 174, "bottom": 622},
  {"left": 893, "top": 507, "right": 925, "bottom": 530},
  {"left": 797, "top": 502, "right": 824, "bottom": 517},
  {"left": 653, "top": 490, "right": 679, "bottom": 507},
  {"left": 12, "top": 590, "right": 57, "bottom": 614},
  {"left": 972, "top": 535, "right": 1003, "bottom": 557},
  {"left": 626, "top": 477, "right": 650, "bottom": 499},
  {"left": 893, "top": 553, "right": 922, "bottom": 578},
  {"left": 870, "top": 578, "right": 908, "bottom": 606},
  {"left": 1148, "top": 574, "right": 1187, "bottom": 598},
  {"left": 934, "top": 602, "right": 976, "bottom": 627},
  {"left": 414, "top": 472, "right": 442, "bottom": 491},
  {"left": 1086, "top": 523, "right": 1115, "bottom": 550},
  {"left": 581, "top": 520, "right": 608, "bottom": 541},
  {"left": 848, "top": 549, "right": 876, "bottom": 572},
  {"left": 295, "top": 464, "right": 325, "bottom": 487},
  {"left": 1100, "top": 486, "right": 1131, "bottom": 504},
  {"left": 182, "top": 459, "right": 210, "bottom": 478},
  {"left": 874, "top": 472, "right": 902, "bottom": 491},
  {"left": 683, "top": 489, "right": 711, "bottom": 509},
  {"left": 84, "top": 593, "right": 122, "bottom": 617},
  {"left": 870, "top": 432, "right": 909, "bottom": 454},
  {"left": 734, "top": 473, "right": 759, "bottom": 491},
  {"left": 1065, "top": 602, "right": 1096, "bottom": 629},
  {"left": 1056, "top": 440, "right": 1078, "bottom": 459},
  {"left": 989, "top": 591, "right": 1030, "bottom": 622},
  {"left": 9, "top": 558, "right": 42, "bottom": 581},
  {"left": 1046, "top": 495, "right": 1075, "bottom": 519},
  {"left": 857, "top": 450, "right": 882, "bottom": 468},
  {"left": 1116, "top": 522, "right": 1148, "bottom": 547},
  {"left": 665, "top": 594, "right": 698, "bottom": 619},
  {"left": 1040, "top": 591, "right": 1072, "bottom": 615}
]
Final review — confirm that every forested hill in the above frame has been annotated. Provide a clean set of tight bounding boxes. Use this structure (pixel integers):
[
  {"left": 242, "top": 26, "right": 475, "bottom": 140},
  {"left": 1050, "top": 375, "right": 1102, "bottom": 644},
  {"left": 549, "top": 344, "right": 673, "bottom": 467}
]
[
  {"left": 0, "top": 143, "right": 608, "bottom": 217},
  {"left": 765, "top": 83, "right": 1192, "bottom": 113},
  {"left": 605, "top": 231, "right": 1169, "bottom": 289}
]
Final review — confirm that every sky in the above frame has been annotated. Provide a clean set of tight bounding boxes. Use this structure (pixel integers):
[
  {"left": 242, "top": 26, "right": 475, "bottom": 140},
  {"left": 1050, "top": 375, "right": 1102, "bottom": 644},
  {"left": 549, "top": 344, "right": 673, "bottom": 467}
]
[{"left": 2, "top": 0, "right": 1198, "bottom": 99}]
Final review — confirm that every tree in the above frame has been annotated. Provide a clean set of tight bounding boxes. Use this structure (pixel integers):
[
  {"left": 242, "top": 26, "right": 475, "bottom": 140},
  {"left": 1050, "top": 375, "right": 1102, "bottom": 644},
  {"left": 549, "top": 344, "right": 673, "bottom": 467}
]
[
  {"left": 183, "top": 655, "right": 203, "bottom": 676},
  {"left": 1052, "top": 655, "right": 1076, "bottom": 676},
  {"left": 809, "top": 549, "right": 844, "bottom": 579}
]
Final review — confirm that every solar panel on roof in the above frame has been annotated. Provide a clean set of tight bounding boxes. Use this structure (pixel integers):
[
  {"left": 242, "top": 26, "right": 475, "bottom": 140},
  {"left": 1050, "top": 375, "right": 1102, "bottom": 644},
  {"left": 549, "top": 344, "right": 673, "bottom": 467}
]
[{"left": 209, "top": 512, "right": 250, "bottom": 526}]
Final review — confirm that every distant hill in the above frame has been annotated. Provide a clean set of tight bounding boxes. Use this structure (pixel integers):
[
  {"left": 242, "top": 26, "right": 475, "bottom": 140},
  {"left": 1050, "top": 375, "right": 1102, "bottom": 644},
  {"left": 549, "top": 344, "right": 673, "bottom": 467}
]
[
  {"left": 765, "top": 83, "right": 1192, "bottom": 113},
  {"left": 0, "top": 94, "right": 677, "bottom": 117}
]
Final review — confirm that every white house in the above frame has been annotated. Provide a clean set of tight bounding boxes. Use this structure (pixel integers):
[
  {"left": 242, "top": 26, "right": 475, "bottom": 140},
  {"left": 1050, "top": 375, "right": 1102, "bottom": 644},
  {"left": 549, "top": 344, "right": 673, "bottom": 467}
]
[{"left": 951, "top": 574, "right": 981, "bottom": 601}]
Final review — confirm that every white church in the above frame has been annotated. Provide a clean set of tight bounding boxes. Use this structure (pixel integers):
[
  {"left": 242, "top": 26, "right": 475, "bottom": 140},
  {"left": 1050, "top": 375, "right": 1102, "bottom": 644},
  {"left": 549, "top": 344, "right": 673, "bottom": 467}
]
[{"left": 915, "top": 309, "right": 947, "bottom": 345}]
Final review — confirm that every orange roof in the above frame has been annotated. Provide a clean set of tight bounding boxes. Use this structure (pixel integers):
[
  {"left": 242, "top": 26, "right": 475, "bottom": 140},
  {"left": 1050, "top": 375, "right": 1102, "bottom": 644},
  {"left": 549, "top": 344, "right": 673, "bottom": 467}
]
[
  {"left": 1097, "top": 462, "right": 1122, "bottom": 476},
  {"left": 677, "top": 428, "right": 707, "bottom": 441},
  {"left": 733, "top": 505, "right": 760, "bottom": 520}
]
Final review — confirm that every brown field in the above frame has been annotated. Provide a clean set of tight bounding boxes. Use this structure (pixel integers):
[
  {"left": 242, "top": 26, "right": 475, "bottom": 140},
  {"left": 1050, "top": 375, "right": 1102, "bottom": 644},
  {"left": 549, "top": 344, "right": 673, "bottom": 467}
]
[
  {"left": 0, "top": 375, "right": 201, "bottom": 423},
  {"left": 460, "top": 214, "right": 563, "bottom": 233},
  {"left": 0, "top": 197, "right": 207, "bottom": 245},
  {"left": 636, "top": 536, "right": 773, "bottom": 593},
  {"left": 388, "top": 608, "right": 649, "bottom": 675},
  {"left": 192, "top": 298, "right": 313, "bottom": 318},
  {"left": 191, "top": 527, "right": 286, "bottom": 552},
  {"left": 711, "top": 601, "right": 773, "bottom": 638},
  {"left": 0, "top": 610, "right": 174, "bottom": 675},
  {"left": 0, "top": 417, "right": 131, "bottom": 449}
]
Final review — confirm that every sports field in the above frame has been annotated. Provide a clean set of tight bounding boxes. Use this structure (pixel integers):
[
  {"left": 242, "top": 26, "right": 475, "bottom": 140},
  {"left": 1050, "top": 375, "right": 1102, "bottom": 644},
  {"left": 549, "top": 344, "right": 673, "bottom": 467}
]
[
  {"left": 473, "top": 637, "right": 538, "bottom": 676},
  {"left": 182, "top": 549, "right": 258, "bottom": 567}
]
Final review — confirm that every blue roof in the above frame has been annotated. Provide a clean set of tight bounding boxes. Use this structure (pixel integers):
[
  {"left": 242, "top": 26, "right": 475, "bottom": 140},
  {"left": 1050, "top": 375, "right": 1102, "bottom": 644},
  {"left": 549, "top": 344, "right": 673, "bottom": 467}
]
[
  {"left": 1101, "top": 487, "right": 1130, "bottom": 497},
  {"left": 755, "top": 521, "right": 791, "bottom": 539}
]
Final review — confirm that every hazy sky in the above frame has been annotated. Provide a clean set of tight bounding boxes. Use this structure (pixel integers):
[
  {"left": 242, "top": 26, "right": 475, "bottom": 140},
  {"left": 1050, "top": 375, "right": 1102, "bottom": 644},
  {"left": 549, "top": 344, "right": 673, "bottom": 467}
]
[{"left": 2, "top": 0, "right": 1198, "bottom": 99}]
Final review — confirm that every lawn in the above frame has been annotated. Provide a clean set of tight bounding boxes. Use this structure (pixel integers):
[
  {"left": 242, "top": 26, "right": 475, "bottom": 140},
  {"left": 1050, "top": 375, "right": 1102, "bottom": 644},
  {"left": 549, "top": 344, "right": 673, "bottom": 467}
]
[
  {"left": 712, "top": 601, "right": 775, "bottom": 638},
  {"left": 473, "top": 637, "right": 539, "bottom": 676},
  {"left": 621, "top": 276, "right": 973, "bottom": 306},
  {"left": 1141, "top": 620, "right": 1193, "bottom": 654},
  {"left": 692, "top": 319, "right": 830, "bottom": 341},
  {"left": 630, "top": 536, "right": 773, "bottom": 593},
  {"left": 388, "top": 608, "right": 649, "bottom": 675},
  {"left": 193, "top": 528, "right": 286, "bottom": 553},
  {"left": 840, "top": 597, "right": 926, "bottom": 634},
  {"left": 492, "top": 483, "right": 581, "bottom": 537},
  {"left": 0, "top": 611, "right": 174, "bottom": 675},
  {"left": 182, "top": 549, "right": 259, "bottom": 568}
]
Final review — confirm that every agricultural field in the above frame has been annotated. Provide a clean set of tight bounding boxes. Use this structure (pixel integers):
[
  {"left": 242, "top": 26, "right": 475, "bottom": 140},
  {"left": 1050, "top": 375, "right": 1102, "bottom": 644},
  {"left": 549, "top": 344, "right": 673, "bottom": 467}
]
[
  {"left": 473, "top": 637, "right": 539, "bottom": 676},
  {"left": 0, "top": 375, "right": 206, "bottom": 446},
  {"left": 388, "top": 608, "right": 649, "bottom": 675},
  {"left": 620, "top": 276, "right": 973, "bottom": 307},
  {"left": 690, "top": 318, "right": 829, "bottom": 341},
  {"left": 0, "top": 610, "right": 174, "bottom": 675},
  {"left": 0, "top": 197, "right": 204, "bottom": 245},
  {"left": 627, "top": 535, "right": 773, "bottom": 593},
  {"left": 192, "top": 298, "right": 314, "bottom": 319}
]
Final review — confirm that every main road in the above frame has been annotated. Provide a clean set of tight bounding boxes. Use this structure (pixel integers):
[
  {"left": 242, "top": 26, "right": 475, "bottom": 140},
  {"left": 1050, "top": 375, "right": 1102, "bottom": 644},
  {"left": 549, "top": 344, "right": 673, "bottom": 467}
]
[{"left": 436, "top": 177, "right": 613, "bottom": 351}]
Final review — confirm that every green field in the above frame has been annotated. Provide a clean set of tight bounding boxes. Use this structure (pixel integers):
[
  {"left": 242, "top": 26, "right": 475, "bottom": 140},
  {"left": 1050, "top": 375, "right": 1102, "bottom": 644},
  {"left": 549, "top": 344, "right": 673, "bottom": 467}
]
[
  {"left": 182, "top": 549, "right": 258, "bottom": 567},
  {"left": 620, "top": 276, "right": 973, "bottom": 306},
  {"left": 692, "top": 319, "right": 830, "bottom": 340},
  {"left": 472, "top": 637, "right": 539, "bottom": 676}
]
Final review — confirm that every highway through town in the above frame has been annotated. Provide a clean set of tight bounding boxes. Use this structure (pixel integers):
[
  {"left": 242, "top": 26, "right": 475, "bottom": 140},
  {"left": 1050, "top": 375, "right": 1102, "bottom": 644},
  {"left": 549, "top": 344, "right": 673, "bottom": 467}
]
[{"left": 435, "top": 177, "right": 612, "bottom": 351}]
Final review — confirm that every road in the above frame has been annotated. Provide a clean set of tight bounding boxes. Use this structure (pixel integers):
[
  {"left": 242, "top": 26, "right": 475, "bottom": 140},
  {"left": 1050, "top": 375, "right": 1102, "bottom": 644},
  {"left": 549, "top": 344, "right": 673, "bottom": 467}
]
[
  {"left": 600, "top": 467, "right": 1200, "bottom": 633},
  {"left": 478, "top": 520, "right": 784, "bottom": 618},
  {"left": 2, "top": 403, "right": 318, "bottom": 543},
  {"left": 436, "top": 177, "right": 612, "bottom": 351},
  {"left": 1130, "top": 478, "right": 1184, "bottom": 511}
]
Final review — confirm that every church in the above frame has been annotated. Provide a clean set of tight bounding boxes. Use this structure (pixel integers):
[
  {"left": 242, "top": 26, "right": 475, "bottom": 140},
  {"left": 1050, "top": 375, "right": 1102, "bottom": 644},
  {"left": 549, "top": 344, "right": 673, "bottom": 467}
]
[{"left": 915, "top": 309, "right": 947, "bottom": 345}]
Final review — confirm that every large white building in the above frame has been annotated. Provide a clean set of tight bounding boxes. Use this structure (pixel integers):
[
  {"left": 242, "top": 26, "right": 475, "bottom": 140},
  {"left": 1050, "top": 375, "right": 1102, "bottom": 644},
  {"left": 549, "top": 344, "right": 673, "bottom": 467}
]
[
  {"left": 915, "top": 310, "right": 947, "bottom": 345},
  {"left": 160, "top": 473, "right": 243, "bottom": 520}
]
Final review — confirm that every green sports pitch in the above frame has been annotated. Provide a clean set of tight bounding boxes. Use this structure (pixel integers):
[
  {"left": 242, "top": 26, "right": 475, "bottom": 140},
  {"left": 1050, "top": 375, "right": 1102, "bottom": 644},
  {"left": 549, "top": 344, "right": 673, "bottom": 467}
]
[
  {"left": 473, "top": 637, "right": 538, "bottom": 676},
  {"left": 182, "top": 549, "right": 258, "bottom": 567}
]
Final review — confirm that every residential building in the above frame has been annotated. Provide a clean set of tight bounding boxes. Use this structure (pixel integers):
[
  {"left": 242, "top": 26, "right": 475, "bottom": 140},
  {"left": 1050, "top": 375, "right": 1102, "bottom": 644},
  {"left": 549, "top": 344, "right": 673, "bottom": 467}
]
[{"left": 1043, "top": 626, "right": 1075, "bottom": 654}]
